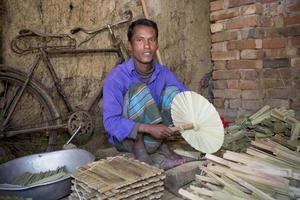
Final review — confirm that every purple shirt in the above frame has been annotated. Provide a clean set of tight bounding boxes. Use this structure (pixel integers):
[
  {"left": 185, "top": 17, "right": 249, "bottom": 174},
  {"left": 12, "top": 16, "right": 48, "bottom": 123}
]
[{"left": 102, "top": 58, "right": 188, "bottom": 144}]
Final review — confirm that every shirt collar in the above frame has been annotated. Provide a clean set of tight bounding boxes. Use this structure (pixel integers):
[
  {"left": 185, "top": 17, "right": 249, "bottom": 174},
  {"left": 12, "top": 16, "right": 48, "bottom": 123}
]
[{"left": 127, "top": 57, "right": 161, "bottom": 77}]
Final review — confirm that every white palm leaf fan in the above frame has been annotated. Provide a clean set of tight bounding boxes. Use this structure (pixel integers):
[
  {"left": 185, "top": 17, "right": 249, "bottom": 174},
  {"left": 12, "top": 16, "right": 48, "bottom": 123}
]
[{"left": 171, "top": 91, "right": 224, "bottom": 154}]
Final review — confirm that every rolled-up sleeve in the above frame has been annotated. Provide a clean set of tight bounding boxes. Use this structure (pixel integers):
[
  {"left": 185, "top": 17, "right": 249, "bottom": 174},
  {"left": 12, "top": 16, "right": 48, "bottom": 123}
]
[{"left": 102, "top": 73, "right": 136, "bottom": 144}]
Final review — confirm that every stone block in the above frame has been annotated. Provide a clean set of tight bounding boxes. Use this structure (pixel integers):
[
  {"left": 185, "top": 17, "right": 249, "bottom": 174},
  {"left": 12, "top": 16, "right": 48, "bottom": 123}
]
[
  {"left": 225, "top": 89, "right": 242, "bottom": 98},
  {"left": 164, "top": 161, "right": 204, "bottom": 195},
  {"left": 228, "top": 39, "right": 262, "bottom": 50},
  {"left": 229, "top": 99, "right": 242, "bottom": 108},
  {"left": 242, "top": 90, "right": 262, "bottom": 99},
  {"left": 284, "top": 15, "right": 300, "bottom": 26},
  {"left": 227, "top": 15, "right": 259, "bottom": 29},
  {"left": 211, "top": 22, "right": 225, "bottom": 33},
  {"left": 210, "top": 0, "right": 224, "bottom": 11},
  {"left": 212, "top": 30, "right": 238, "bottom": 42},
  {"left": 213, "top": 69, "right": 240, "bottom": 79},
  {"left": 211, "top": 41, "right": 227, "bottom": 51},
  {"left": 210, "top": 7, "right": 239, "bottom": 21},
  {"left": 263, "top": 58, "right": 289, "bottom": 68},
  {"left": 212, "top": 50, "right": 240, "bottom": 60},
  {"left": 291, "top": 58, "right": 300, "bottom": 67},
  {"left": 213, "top": 60, "right": 227, "bottom": 70},
  {"left": 262, "top": 38, "right": 288, "bottom": 49},
  {"left": 241, "top": 49, "right": 263, "bottom": 59},
  {"left": 227, "top": 60, "right": 263, "bottom": 69},
  {"left": 241, "top": 3, "right": 263, "bottom": 15},
  {"left": 266, "top": 88, "right": 296, "bottom": 99},
  {"left": 264, "top": 49, "right": 287, "bottom": 59},
  {"left": 240, "top": 69, "right": 258, "bottom": 80}
]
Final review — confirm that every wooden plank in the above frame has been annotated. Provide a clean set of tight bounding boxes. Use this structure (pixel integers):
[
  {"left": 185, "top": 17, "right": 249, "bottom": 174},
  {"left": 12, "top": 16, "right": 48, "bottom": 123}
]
[
  {"left": 224, "top": 173, "right": 276, "bottom": 200},
  {"left": 178, "top": 188, "right": 207, "bottom": 200},
  {"left": 190, "top": 185, "right": 213, "bottom": 197},
  {"left": 195, "top": 175, "right": 221, "bottom": 186}
]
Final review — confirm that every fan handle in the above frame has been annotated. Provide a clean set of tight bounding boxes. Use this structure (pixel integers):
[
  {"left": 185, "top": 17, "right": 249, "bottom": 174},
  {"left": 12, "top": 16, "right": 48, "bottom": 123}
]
[{"left": 169, "top": 123, "right": 194, "bottom": 132}]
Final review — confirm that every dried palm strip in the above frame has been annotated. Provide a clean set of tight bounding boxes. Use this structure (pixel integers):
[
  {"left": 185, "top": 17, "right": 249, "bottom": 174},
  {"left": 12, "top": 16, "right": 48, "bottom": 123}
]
[
  {"left": 123, "top": 186, "right": 164, "bottom": 200},
  {"left": 174, "top": 149, "right": 202, "bottom": 159},
  {"left": 251, "top": 139, "right": 300, "bottom": 164},
  {"left": 224, "top": 172, "right": 276, "bottom": 200},
  {"left": 202, "top": 182, "right": 222, "bottom": 191},
  {"left": 195, "top": 175, "right": 221, "bottom": 186},
  {"left": 212, "top": 189, "right": 248, "bottom": 200},
  {"left": 205, "top": 164, "right": 289, "bottom": 194},
  {"left": 178, "top": 188, "right": 207, "bottom": 200},
  {"left": 206, "top": 154, "right": 293, "bottom": 179},
  {"left": 104, "top": 181, "right": 164, "bottom": 199},
  {"left": 200, "top": 167, "right": 252, "bottom": 199},
  {"left": 290, "top": 122, "right": 300, "bottom": 141},
  {"left": 246, "top": 147, "right": 299, "bottom": 170},
  {"left": 223, "top": 151, "right": 299, "bottom": 179},
  {"left": 110, "top": 174, "right": 165, "bottom": 194},
  {"left": 190, "top": 185, "right": 213, "bottom": 197},
  {"left": 249, "top": 106, "right": 271, "bottom": 121}
]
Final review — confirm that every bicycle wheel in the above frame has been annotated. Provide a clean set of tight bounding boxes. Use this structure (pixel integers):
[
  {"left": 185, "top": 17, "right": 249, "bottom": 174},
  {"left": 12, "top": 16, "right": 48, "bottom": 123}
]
[{"left": 0, "top": 65, "right": 61, "bottom": 159}]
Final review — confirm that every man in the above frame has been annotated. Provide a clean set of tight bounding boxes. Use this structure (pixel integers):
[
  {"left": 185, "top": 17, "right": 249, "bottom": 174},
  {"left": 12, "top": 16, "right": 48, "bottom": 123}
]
[{"left": 103, "top": 18, "right": 188, "bottom": 170}]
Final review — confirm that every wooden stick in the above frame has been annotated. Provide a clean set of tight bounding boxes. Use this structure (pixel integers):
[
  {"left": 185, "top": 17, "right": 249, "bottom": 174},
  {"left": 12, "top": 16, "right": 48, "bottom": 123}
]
[
  {"left": 140, "top": 0, "right": 163, "bottom": 65},
  {"left": 178, "top": 188, "right": 206, "bottom": 200},
  {"left": 169, "top": 123, "right": 194, "bottom": 132}
]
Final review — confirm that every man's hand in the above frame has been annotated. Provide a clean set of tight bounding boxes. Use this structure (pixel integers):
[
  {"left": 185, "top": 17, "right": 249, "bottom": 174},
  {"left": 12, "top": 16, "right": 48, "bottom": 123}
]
[{"left": 138, "top": 124, "right": 173, "bottom": 139}]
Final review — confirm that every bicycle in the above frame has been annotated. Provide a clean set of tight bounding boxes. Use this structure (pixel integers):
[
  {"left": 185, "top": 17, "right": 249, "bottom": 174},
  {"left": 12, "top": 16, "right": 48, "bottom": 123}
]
[{"left": 0, "top": 10, "right": 132, "bottom": 158}]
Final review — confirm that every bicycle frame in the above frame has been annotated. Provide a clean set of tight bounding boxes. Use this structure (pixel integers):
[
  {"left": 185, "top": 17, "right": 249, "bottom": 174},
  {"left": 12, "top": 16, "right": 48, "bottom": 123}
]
[{"left": 2, "top": 21, "right": 129, "bottom": 137}]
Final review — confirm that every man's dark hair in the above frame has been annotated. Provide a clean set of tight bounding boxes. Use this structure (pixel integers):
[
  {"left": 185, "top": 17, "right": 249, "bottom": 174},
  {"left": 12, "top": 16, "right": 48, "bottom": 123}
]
[{"left": 127, "top": 18, "right": 159, "bottom": 42}]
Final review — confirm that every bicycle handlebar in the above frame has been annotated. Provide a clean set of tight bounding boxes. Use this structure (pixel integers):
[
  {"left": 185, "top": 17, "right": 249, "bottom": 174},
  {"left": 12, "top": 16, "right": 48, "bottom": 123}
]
[{"left": 70, "top": 10, "right": 132, "bottom": 36}]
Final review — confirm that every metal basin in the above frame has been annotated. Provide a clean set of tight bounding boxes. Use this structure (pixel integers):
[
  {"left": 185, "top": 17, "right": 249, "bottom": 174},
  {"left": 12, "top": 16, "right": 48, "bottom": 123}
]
[{"left": 0, "top": 148, "right": 95, "bottom": 200}]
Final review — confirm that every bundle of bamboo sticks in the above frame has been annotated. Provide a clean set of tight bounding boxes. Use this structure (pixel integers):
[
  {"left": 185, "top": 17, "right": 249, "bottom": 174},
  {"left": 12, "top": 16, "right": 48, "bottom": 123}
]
[
  {"left": 69, "top": 156, "right": 165, "bottom": 200},
  {"left": 179, "top": 139, "right": 300, "bottom": 200},
  {"left": 223, "top": 106, "right": 300, "bottom": 152}
]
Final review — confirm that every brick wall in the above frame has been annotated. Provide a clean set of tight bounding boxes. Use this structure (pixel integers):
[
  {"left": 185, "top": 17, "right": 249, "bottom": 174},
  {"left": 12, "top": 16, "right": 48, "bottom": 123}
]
[{"left": 210, "top": 0, "right": 300, "bottom": 119}]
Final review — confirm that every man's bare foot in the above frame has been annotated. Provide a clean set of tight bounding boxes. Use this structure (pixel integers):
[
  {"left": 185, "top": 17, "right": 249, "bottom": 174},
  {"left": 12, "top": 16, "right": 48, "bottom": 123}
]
[
  {"left": 159, "top": 159, "right": 185, "bottom": 170},
  {"left": 158, "top": 143, "right": 185, "bottom": 160},
  {"left": 133, "top": 140, "right": 154, "bottom": 165}
]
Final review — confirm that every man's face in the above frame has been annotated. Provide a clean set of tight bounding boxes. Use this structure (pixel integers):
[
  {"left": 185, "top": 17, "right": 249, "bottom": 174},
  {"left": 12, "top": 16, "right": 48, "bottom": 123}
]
[{"left": 128, "top": 25, "right": 158, "bottom": 68}]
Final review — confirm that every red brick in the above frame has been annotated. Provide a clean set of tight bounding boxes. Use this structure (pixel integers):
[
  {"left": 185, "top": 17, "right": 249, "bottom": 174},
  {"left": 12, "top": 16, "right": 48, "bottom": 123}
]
[
  {"left": 213, "top": 61, "right": 227, "bottom": 70},
  {"left": 266, "top": 88, "right": 296, "bottom": 99},
  {"left": 212, "top": 51, "right": 240, "bottom": 60},
  {"left": 210, "top": 8, "right": 239, "bottom": 21},
  {"left": 241, "top": 4, "right": 263, "bottom": 15},
  {"left": 228, "top": 80, "right": 259, "bottom": 90},
  {"left": 213, "top": 89, "right": 225, "bottom": 98},
  {"left": 264, "top": 49, "right": 287, "bottom": 58},
  {"left": 291, "top": 68, "right": 300, "bottom": 79},
  {"left": 262, "top": 38, "right": 288, "bottom": 49},
  {"left": 213, "top": 98, "right": 225, "bottom": 108},
  {"left": 263, "top": 79, "right": 291, "bottom": 89},
  {"left": 241, "top": 49, "right": 264, "bottom": 59},
  {"left": 217, "top": 108, "right": 240, "bottom": 119},
  {"left": 228, "top": 39, "right": 262, "bottom": 50},
  {"left": 240, "top": 69, "right": 258, "bottom": 80},
  {"left": 227, "top": 0, "right": 257, "bottom": 8},
  {"left": 287, "top": 2, "right": 300, "bottom": 13},
  {"left": 229, "top": 99, "right": 242, "bottom": 108},
  {"left": 293, "top": 80, "right": 300, "bottom": 89},
  {"left": 242, "top": 90, "right": 262, "bottom": 99},
  {"left": 211, "top": 22, "right": 225, "bottom": 33},
  {"left": 242, "top": 100, "right": 263, "bottom": 110},
  {"left": 225, "top": 89, "right": 242, "bottom": 98},
  {"left": 227, "top": 60, "right": 263, "bottom": 69},
  {"left": 263, "top": 68, "right": 291, "bottom": 79},
  {"left": 227, "top": 16, "right": 259, "bottom": 29},
  {"left": 212, "top": 31, "right": 238, "bottom": 42},
  {"left": 213, "top": 69, "right": 241, "bottom": 80},
  {"left": 214, "top": 80, "right": 228, "bottom": 89},
  {"left": 264, "top": 99, "right": 290, "bottom": 108},
  {"left": 284, "top": 15, "right": 300, "bottom": 26},
  {"left": 291, "top": 36, "right": 300, "bottom": 47},
  {"left": 260, "top": 16, "right": 273, "bottom": 27},
  {"left": 211, "top": 41, "right": 227, "bottom": 52},
  {"left": 210, "top": 0, "right": 224, "bottom": 11},
  {"left": 291, "top": 98, "right": 300, "bottom": 109},
  {"left": 291, "top": 58, "right": 300, "bottom": 68}
]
